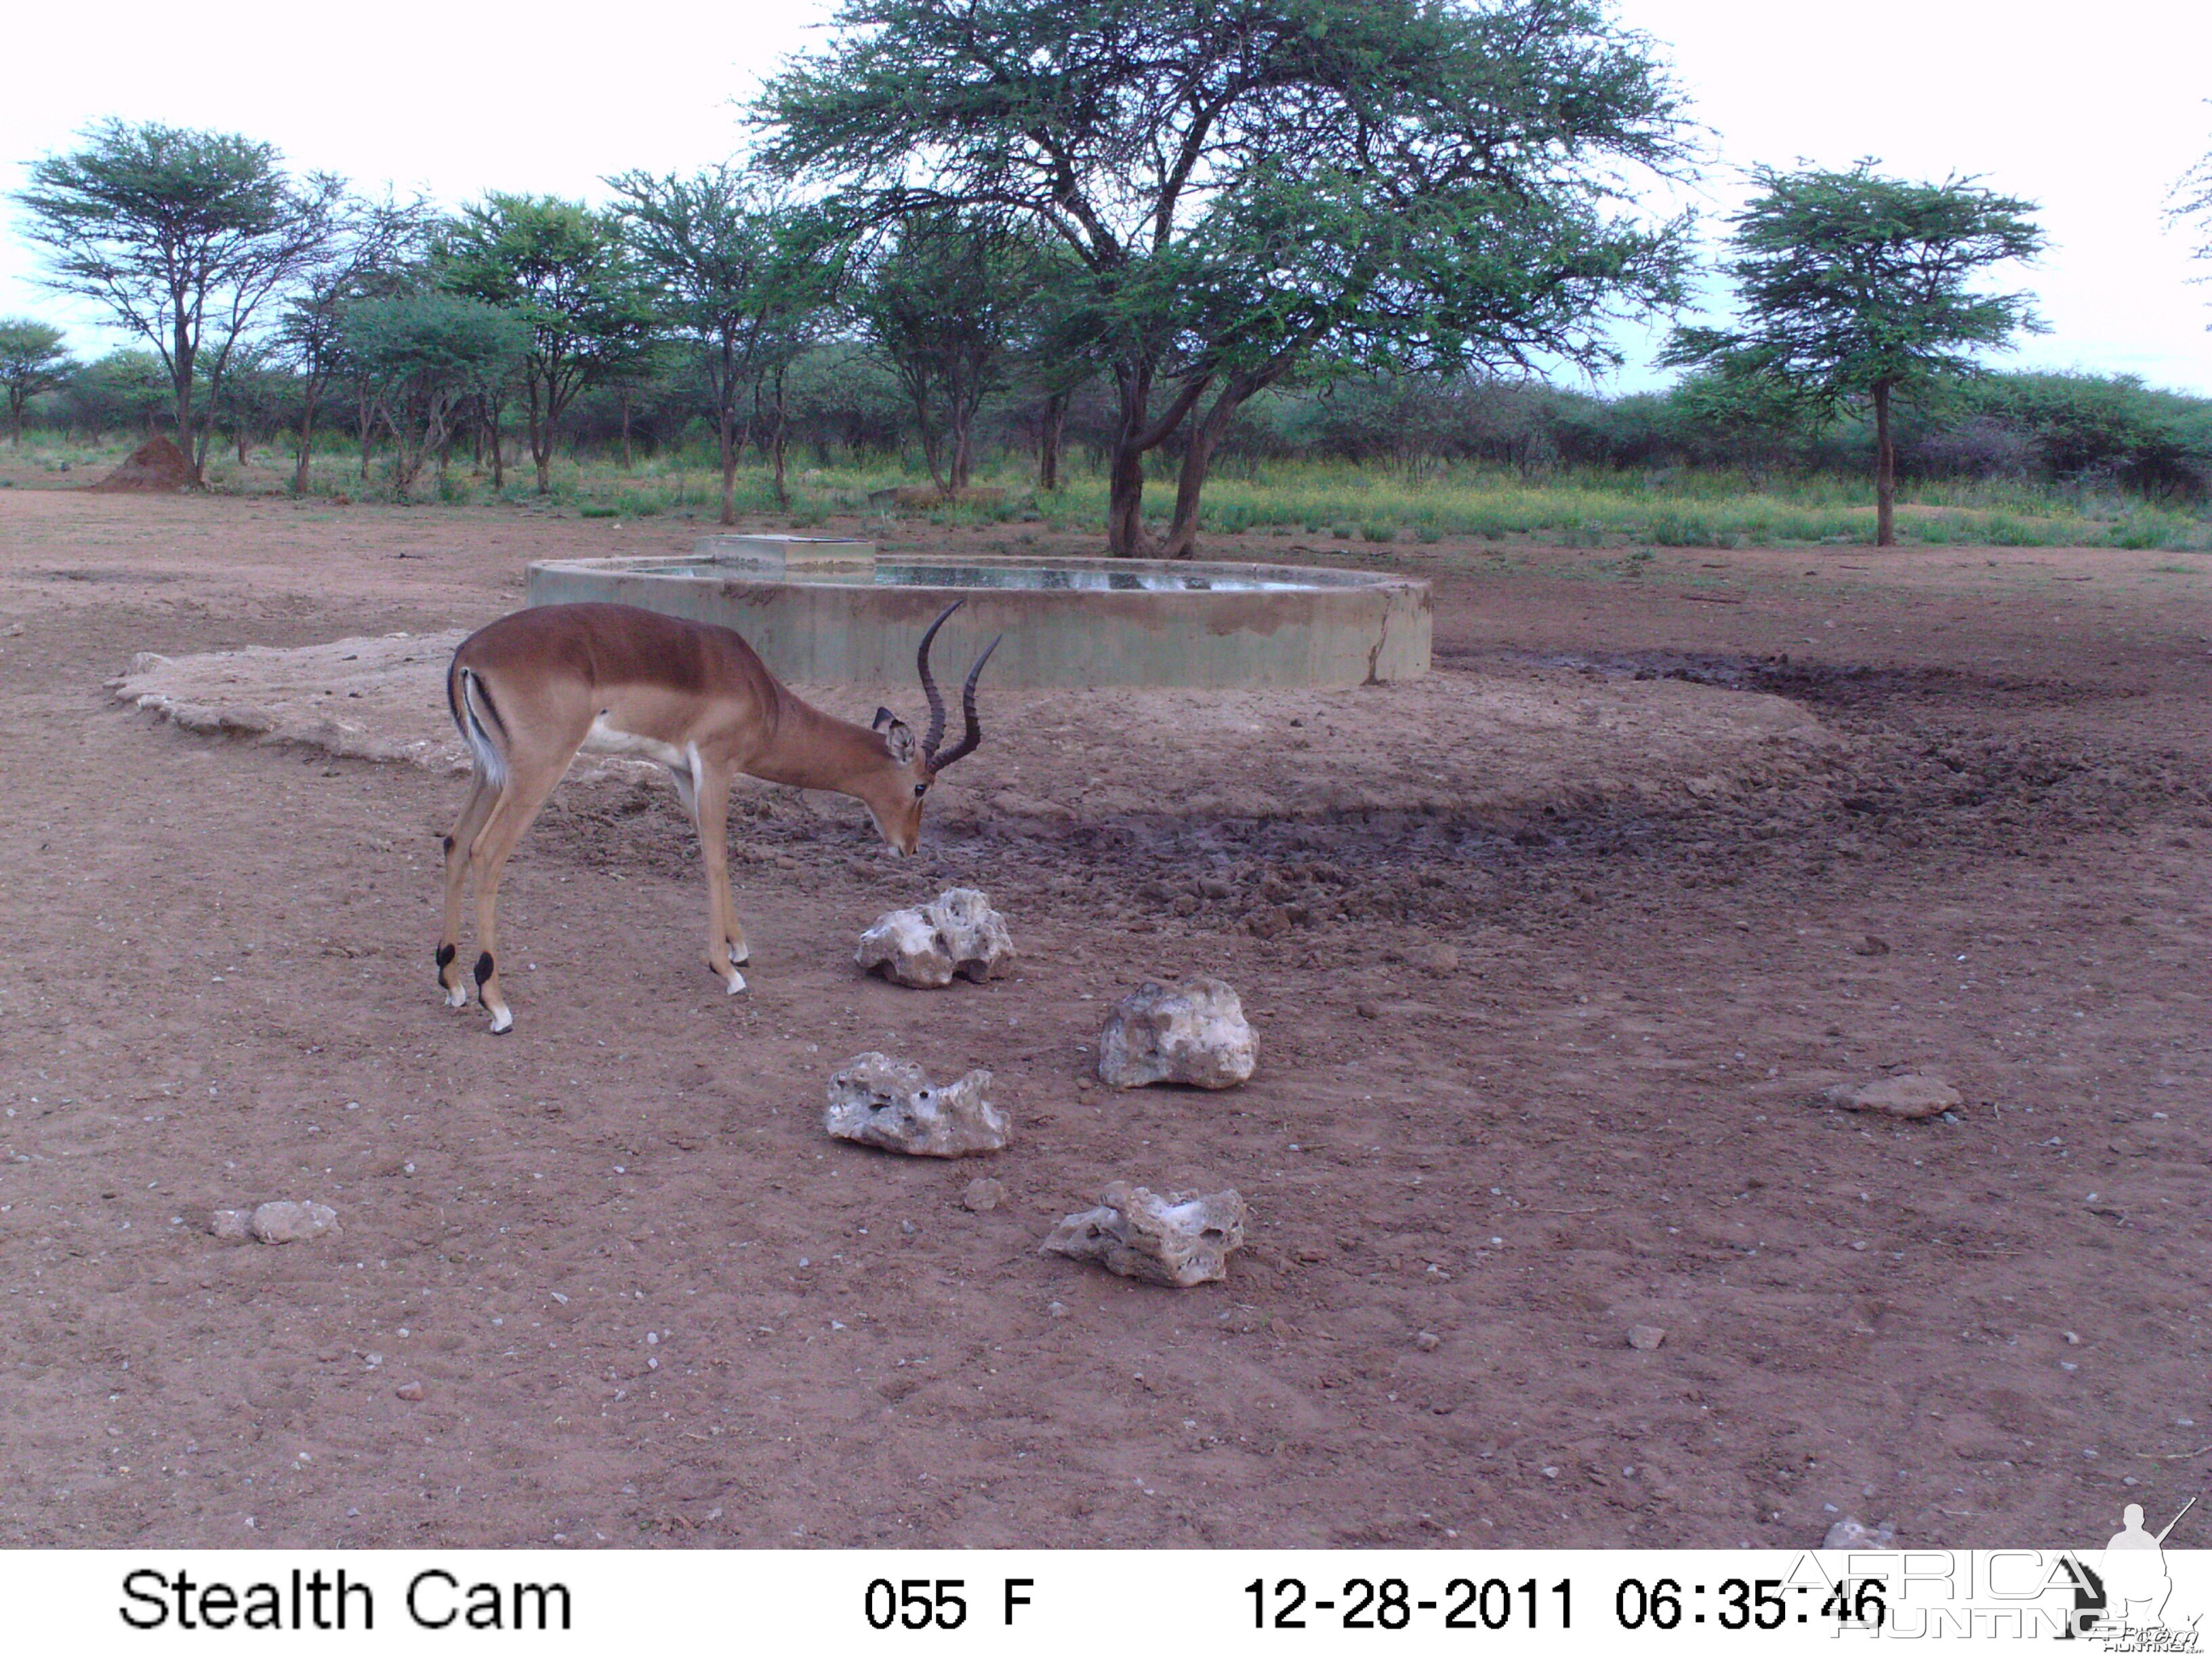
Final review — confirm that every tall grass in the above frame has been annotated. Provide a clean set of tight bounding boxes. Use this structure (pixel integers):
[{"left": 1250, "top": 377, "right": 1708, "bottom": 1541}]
[{"left": 7, "top": 434, "right": 2209, "bottom": 551}]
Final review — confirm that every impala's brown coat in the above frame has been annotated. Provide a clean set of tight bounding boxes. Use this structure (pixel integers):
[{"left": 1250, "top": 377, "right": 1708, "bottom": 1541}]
[{"left": 436, "top": 600, "right": 983, "bottom": 1033}]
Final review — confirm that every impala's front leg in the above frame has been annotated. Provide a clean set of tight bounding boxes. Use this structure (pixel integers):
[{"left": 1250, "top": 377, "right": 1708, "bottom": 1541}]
[{"left": 691, "top": 754, "right": 747, "bottom": 993}]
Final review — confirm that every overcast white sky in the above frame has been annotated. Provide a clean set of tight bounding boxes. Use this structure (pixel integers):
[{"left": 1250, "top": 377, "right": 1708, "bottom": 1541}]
[{"left": 3, "top": 0, "right": 2208, "bottom": 394}]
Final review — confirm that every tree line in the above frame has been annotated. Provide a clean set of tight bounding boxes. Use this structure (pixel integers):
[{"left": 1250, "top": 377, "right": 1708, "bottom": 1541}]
[{"left": 5, "top": 0, "right": 2211, "bottom": 550}]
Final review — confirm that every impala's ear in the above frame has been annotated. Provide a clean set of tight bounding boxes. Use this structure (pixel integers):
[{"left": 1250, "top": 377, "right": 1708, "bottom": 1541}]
[
  {"left": 882, "top": 719, "right": 917, "bottom": 764},
  {"left": 871, "top": 705, "right": 897, "bottom": 731}
]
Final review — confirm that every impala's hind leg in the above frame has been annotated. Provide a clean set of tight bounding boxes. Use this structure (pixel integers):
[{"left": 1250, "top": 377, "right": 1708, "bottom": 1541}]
[
  {"left": 691, "top": 756, "right": 747, "bottom": 992},
  {"left": 466, "top": 745, "right": 574, "bottom": 1035},
  {"left": 436, "top": 769, "right": 497, "bottom": 1008}
]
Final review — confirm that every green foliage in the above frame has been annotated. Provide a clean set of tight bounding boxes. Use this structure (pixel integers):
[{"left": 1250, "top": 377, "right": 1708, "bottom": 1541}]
[
  {"left": 341, "top": 295, "right": 527, "bottom": 497},
  {"left": 1664, "top": 162, "right": 2045, "bottom": 407},
  {"left": 856, "top": 211, "right": 1049, "bottom": 492},
  {"left": 12, "top": 119, "right": 344, "bottom": 478},
  {"left": 0, "top": 317, "right": 77, "bottom": 443},
  {"left": 438, "top": 194, "right": 657, "bottom": 491},
  {"left": 605, "top": 167, "right": 841, "bottom": 514},
  {"left": 60, "top": 349, "right": 168, "bottom": 434},
  {"left": 1948, "top": 372, "right": 2212, "bottom": 495},
  {"left": 1664, "top": 161, "right": 2045, "bottom": 543},
  {"left": 760, "top": 0, "right": 1694, "bottom": 553}
]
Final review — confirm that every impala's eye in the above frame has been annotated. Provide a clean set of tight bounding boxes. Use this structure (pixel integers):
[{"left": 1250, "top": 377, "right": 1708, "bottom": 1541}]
[{"left": 914, "top": 783, "right": 928, "bottom": 798}]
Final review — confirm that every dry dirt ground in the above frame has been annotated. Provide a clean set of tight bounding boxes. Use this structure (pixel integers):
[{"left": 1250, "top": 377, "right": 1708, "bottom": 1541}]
[{"left": 1, "top": 485, "right": 2207, "bottom": 1551}]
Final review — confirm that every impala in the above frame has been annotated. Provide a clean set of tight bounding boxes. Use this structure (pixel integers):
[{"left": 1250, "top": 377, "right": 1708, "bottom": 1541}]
[{"left": 436, "top": 598, "right": 998, "bottom": 1033}]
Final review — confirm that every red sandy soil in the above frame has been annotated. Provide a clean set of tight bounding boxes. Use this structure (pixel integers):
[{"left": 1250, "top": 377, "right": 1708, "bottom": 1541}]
[{"left": 0, "top": 485, "right": 2207, "bottom": 1551}]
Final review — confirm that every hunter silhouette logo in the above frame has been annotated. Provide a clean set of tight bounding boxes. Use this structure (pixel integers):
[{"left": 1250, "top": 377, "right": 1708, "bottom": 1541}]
[{"left": 2062, "top": 1495, "right": 2200, "bottom": 1645}]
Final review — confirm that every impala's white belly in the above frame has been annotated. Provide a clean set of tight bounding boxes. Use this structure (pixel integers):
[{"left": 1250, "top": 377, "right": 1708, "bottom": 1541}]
[{"left": 581, "top": 714, "right": 688, "bottom": 771}]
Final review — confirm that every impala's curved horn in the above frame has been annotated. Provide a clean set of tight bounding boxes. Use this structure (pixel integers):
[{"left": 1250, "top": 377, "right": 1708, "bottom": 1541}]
[
  {"left": 926, "top": 634, "right": 1002, "bottom": 773},
  {"left": 915, "top": 600, "right": 963, "bottom": 760}
]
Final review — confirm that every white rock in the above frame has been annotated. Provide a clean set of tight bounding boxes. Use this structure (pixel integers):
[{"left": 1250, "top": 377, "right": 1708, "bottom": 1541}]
[
  {"left": 961, "top": 1177, "right": 1006, "bottom": 1212},
  {"left": 855, "top": 888, "right": 1015, "bottom": 988},
  {"left": 1627, "top": 1324, "right": 1667, "bottom": 1351},
  {"left": 1040, "top": 1182, "right": 1247, "bottom": 1287},
  {"left": 824, "top": 1053, "right": 1008, "bottom": 1157},
  {"left": 248, "top": 1200, "right": 338, "bottom": 1244},
  {"left": 1098, "top": 978, "right": 1256, "bottom": 1090},
  {"left": 1823, "top": 1074, "right": 1961, "bottom": 1120},
  {"left": 855, "top": 909, "right": 948, "bottom": 985},
  {"left": 1822, "top": 1517, "right": 1896, "bottom": 1550},
  {"left": 209, "top": 1208, "right": 251, "bottom": 1241}
]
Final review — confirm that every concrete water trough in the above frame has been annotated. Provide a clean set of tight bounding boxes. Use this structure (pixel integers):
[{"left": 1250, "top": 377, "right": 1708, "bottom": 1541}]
[{"left": 525, "top": 536, "right": 1431, "bottom": 689}]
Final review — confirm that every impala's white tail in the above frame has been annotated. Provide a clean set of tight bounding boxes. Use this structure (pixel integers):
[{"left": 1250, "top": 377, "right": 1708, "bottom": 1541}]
[{"left": 447, "top": 661, "right": 508, "bottom": 790}]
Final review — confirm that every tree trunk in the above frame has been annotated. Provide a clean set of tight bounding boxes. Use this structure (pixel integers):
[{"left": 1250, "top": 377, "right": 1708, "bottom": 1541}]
[
  {"left": 528, "top": 381, "right": 552, "bottom": 495},
  {"left": 237, "top": 425, "right": 249, "bottom": 467},
  {"left": 171, "top": 314, "right": 203, "bottom": 487},
  {"left": 1160, "top": 384, "right": 1254, "bottom": 558},
  {"left": 291, "top": 391, "right": 319, "bottom": 493},
  {"left": 1101, "top": 361, "right": 1216, "bottom": 556},
  {"left": 1036, "top": 392, "right": 1067, "bottom": 491},
  {"left": 357, "top": 394, "right": 375, "bottom": 480},
  {"left": 1873, "top": 382, "right": 1896, "bottom": 548},
  {"left": 1105, "top": 439, "right": 1151, "bottom": 556},
  {"left": 947, "top": 375, "right": 977, "bottom": 493},
  {"left": 620, "top": 390, "right": 634, "bottom": 471},
  {"left": 718, "top": 408, "right": 738, "bottom": 527},
  {"left": 769, "top": 367, "right": 790, "bottom": 511},
  {"left": 487, "top": 396, "right": 507, "bottom": 491},
  {"left": 1104, "top": 367, "right": 1156, "bottom": 557}
]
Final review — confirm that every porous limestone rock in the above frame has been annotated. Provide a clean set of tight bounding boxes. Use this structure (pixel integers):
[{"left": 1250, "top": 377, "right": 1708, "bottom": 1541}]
[
  {"left": 1822, "top": 1073, "right": 1961, "bottom": 1120},
  {"left": 249, "top": 1200, "right": 338, "bottom": 1244},
  {"left": 1040, "top": 1183, "right": 1248, "bottom": 1287},
  {"left": 209, "top": 1208, "right": 251, "bottom": 1241},
  {"left": 1098, "top": 978, "right": 1256, "bottom": 1090},
  {"left": 856, "top": 888, "right": 1015, "bottom": 988},
  {"left": 824, "top": 1052, "right": 1008, "bottom": 1157}
]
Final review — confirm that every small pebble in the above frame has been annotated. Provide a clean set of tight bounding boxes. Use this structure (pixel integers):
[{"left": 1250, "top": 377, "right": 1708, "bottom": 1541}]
[
  {"left": 1627, "top": 1324, "right": 1667, "bottom": 1351},
  {"left": 1414, "top": 1330, "right": 1441, "bottom": 1352},
  {"left": 962, "top": 1177, "right": 1006, "bottom": 1213},
  {"left": 1046, "top": 1301, "right": 1069, "bottom": 1319},
  {"left": 394, "top": 1381, "right": 424, "bottom": 1401}
]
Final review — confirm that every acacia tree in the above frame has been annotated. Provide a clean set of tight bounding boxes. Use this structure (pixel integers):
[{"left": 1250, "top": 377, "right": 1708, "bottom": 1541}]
[
  {"left": 209, "top": 344, "right": 293, "bottom": 466},
  {"left": 341, "top": 295, "right": 527, "bottom": 499},
  {"left": 438, "top": 195, "right": 655, "bottom": 493},
  {"left": 760, "top": 0, "right": 1691, "bottom": 556},
  {"left": 856, "top": 211, "right": 1045, "bottom": 494},
  {"left": 607, "top": 168, "right": 838, "bottom": 520},
  {"left": 1664, "top": 163, "right": 2044, "bottom": 546},
  {"left": 14, "top": 121, "right": 342, "bottom": 484},
  {"left": 0, "top": 319, "right": 77, "bottom": 445},
  {"left": 275, "top": 193, "right": 437, "bottom": 491}
]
